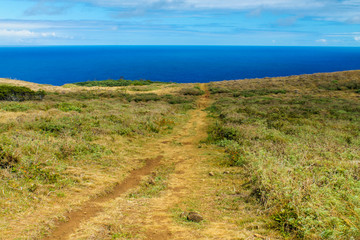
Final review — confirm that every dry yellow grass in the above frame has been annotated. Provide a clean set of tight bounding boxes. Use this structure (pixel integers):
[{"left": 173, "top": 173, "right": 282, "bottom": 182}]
[{"left": 2, "top": 70, "right": 358, "bottom": 239}]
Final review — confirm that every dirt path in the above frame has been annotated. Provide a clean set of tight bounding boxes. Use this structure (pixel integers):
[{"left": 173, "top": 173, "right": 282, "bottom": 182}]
[
  {"left": 43, "top": 84, "right": 211, "bottom": 240},
  {"left": 44, "top": 157, "right": 163, "bottom": 240},
  {"left": 44, "top": 83, "right": 278, "bottom": 239}
]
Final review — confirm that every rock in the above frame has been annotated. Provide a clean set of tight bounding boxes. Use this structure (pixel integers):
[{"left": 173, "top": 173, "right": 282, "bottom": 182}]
[
  {"left": 187, "top": 212, "right": 203, "bottom": 222},
  {"left": 223, "top": 171, "right": 230, "bottom": 174},
  {"left": 209, "top": 172, "right": 214, "bottom": 176}
]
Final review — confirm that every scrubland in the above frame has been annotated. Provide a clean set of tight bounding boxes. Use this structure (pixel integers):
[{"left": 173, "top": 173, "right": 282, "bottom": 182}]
[
  {"left": 207, "top": 70, "right": 360, "bottom": 239},
  {"left": 0, "top": 70, "right": 359, "bottom": 239},
  {"left": 0, "top": 81, "right": 199, "bottom": 239}
]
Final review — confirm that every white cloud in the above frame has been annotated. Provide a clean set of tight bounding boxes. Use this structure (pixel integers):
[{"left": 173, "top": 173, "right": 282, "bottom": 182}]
[
  {"left": 316, "top": 39, "right": 327, "bottom": 43},
  {"left": 19, "top": 0, "right": 327, "bottom": 11},
  {"left": 64, "top": 0, "right": 325, "bottom": 10},
  {"left": 21, "top": 0, "right": 360, "bottom": 25},
  {"left": 355, "top": 36, "right": 360, "bottom": 41},
  {"left": 0, "top": 21, "right": 52, "bottom": 30},
  {"left": 0, "top": 29, "right": 56, "bottom": 38}
]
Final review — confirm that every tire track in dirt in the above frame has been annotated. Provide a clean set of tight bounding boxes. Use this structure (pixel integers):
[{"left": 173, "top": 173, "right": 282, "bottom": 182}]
[{"left": 43, "top": 156, "right": 163, "bottom": 240}]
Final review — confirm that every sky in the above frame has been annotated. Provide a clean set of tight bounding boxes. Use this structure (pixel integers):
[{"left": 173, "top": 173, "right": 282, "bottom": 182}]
[{"left": 0, "top": 0, "right": 360, "bottom": 46}]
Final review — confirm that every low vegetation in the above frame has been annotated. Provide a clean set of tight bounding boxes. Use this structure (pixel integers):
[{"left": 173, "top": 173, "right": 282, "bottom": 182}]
[
  {"left": 73, "top": 78, "right": 168, "bottom": 87},
  {"left": 1, "top": 71, "right": 360, "bottom": 239},
  {"left": 0, "top": 85, "right": 45, "bottom": 101},
  {"left": 0, "top": 84, "right": 197, "bottom": 238},
  {"left": 207, "top": 70, "right": 360, "bottom": 239},
  {"left": 179, "top": 86, "right": 205, "bottom": 96}
]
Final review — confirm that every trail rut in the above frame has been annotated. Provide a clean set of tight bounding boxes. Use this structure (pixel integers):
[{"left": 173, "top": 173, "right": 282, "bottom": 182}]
[{"left": 44, "top": 156, "right": 162, "bottom": 240}]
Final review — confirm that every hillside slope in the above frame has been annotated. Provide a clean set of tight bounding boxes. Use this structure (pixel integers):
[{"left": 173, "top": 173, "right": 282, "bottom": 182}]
[{"left": 0, "top": 70, "right": 359, "bottom": 239}]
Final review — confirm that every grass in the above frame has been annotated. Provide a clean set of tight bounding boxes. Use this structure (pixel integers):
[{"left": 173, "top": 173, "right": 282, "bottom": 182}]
[
  {"left": 206, "top": 70, "right": 360, "bottom": 239},
  {"left": 1, "top": 70, "right": 360, "bottom": 239},
  {"left": 0, "top": 83, "right": 197, "bottom": 239},
  {"left": 127, "top": 164, "right": 175, "bottom": 198}
]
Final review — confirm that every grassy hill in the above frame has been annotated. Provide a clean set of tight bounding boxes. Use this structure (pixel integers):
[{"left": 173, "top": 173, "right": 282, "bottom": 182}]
[
  {"left": 0, "top": 71, "right": 359, "bottom": 239},
  {"left": 207, "top": 70, "right": 360, "bottom": 239}
]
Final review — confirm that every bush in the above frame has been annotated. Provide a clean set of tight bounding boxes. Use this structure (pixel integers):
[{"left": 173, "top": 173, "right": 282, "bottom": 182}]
[
  {"left": 233, "top": 89, "right": 287, "bottom": 98},
  {"left": 162, "top": 94, "right": 193, "bottom": 104},
  {"left": 73, "top": 78, "right": 166, "bottom": 87},
  {"left": 179, "top": 87, "right": 204, "bottom": 96},
  {"left": 127, "top": 93, "right": 161, "bottom": 102},
  {"left": 209, "top": 86, "right": 231, "bottom": 94},
  {"left": 0, "top": 85, "right": 46, "bottom": 101},
  {"left": 318, "top": 80, "right": 360, "bottom": 91}
]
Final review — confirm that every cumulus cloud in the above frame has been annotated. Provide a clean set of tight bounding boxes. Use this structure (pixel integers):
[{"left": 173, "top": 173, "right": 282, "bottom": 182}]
[
  {"left": 0, "top": 29, "right": 56, "bottom": 38},
  {"left": 316, "top": 39, "right": 327, "bottom": 43},
  {"left": 0, "top": 20, "right": 54, "bottom": 30},
  {"left": 19, "top": 0, "right": 360, "bottom": 25},
  {"left": 73, "top": 0, "right": 322, "bottom": 9}
]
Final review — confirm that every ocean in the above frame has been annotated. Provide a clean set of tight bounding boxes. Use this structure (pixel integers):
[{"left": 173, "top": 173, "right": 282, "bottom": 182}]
[{"left": 0, "top": 46, "right": 360, "bottom": 86}]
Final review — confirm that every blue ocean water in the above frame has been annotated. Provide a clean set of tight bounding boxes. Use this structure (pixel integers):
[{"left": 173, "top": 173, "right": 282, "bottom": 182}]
[{"left": 0, "top": 46, "right": 360, "bottom": 86}]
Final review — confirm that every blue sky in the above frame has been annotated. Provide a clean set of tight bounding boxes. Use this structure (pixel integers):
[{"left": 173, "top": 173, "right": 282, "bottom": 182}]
[{"left": 0, "top": 0, "right": 360, "bottom": 46}]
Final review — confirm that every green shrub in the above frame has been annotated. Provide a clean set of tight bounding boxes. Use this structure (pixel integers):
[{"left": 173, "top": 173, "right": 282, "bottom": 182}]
[
  {"left": 318, "top": 80, "right": 360, "bottom": 91},
  {"left": 179, "top": 87, "right": 204, "bottom": 96},
  {"left": 162, "top": 94, "right": 193, "bottom": 104},
  {"left": 209, "top": 86, "right": 231, "bottom": 94},
  {"left": 73, "top": 78, "right": 167, "bottom": 87},
  {"left": 127, "top": 93, "right": 161, "bottom": 102},
  {"left": 0, "top": 85, "right": 45, "bottom": 101},
  {"left": 233, "top": 89, "right": 287, "bottom": 97}
]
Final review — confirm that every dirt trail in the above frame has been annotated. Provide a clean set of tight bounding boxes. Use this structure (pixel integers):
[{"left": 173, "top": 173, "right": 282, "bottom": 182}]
[
  {"left": 45, "top": 83, "right": 276, "bottom": 239},
  {"left": 99, "top": 83, "right": 255, "bottom": 239},
  {"left": 43, "top": 84, "right": 211, "bottom": 240},
  {"left": 44, "top": 156, "right": 162, "bottom": 240}
]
